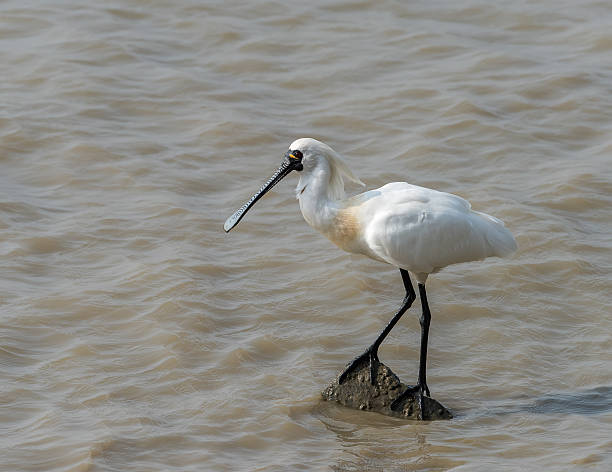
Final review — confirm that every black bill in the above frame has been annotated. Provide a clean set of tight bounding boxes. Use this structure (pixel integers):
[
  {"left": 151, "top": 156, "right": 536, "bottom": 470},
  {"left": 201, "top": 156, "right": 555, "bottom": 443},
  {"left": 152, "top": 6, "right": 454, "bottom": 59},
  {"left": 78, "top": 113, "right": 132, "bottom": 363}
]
[{"left": 224, "top": 156, "right": 300, "bottom": 233}]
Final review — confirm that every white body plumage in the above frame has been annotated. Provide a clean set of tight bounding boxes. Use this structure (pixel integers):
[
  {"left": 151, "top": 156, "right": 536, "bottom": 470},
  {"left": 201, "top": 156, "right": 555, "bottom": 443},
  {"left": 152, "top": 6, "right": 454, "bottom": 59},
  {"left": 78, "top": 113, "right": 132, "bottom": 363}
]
[{"left": 292, "top": 138, "right": 517, "bottom": 283}]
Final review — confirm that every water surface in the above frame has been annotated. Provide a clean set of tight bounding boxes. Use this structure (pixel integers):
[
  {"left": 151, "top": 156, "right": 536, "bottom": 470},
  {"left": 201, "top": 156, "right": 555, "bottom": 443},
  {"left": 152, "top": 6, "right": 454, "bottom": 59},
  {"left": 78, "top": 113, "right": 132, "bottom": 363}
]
[{"left": 2, "top": 1, "right": 612, "bottom": 470}]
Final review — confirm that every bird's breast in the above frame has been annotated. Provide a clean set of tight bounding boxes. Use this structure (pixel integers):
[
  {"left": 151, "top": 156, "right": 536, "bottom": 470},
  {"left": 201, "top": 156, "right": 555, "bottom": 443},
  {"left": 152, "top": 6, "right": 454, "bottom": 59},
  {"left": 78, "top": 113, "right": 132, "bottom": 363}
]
[{"left": 325, "top": 206, "right": 362, "bottom": 252}]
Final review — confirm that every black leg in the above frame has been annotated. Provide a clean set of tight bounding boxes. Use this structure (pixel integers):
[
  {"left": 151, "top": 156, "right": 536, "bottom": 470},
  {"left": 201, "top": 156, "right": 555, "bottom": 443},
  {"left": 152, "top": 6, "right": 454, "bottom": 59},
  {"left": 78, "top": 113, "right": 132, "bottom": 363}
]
[
  {"left": 338, "top": 269, "right": 416, "bottom": 385},
  {"left": 417, "top": 283, "right": 431, "bottom": 396},
  {"left": 391, "top": 282, "right": 432, "bottom": 415}
]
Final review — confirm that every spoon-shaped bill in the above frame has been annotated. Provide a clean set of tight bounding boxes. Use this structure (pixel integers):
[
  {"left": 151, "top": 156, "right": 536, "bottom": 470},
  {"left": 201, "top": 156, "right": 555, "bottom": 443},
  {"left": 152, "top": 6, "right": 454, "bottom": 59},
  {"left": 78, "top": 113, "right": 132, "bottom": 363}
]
[{"left": 224, "top": 158, "right": 295, "bottom": 232}]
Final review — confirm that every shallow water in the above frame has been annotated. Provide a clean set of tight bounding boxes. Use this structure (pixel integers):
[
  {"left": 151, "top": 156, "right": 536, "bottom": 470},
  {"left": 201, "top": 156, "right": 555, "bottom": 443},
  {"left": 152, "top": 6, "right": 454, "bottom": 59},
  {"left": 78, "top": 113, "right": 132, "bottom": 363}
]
[{"left": 2, "top": 1, "right": 612, "bottom": 470}]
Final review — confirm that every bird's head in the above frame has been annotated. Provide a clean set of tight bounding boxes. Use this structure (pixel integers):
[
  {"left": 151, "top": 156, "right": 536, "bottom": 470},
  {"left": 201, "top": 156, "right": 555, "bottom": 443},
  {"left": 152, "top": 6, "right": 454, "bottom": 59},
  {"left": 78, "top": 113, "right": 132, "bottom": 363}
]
[
  {"left": 224, "top": 138, "right": 363, "bottom": 232},
  {"left": 289, "top": 137, "right": 364, "bottom": 202}
]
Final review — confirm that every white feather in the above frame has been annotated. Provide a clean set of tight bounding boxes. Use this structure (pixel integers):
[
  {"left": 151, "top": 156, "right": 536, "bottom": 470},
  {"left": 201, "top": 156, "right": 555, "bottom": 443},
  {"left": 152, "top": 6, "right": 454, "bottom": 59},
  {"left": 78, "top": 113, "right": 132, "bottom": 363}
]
[
  {"left": 291, "top": 138, "right": 364, "bottom": 202},
  {"left": 289, "top": 138, "right": 517, "bottom": 284}
]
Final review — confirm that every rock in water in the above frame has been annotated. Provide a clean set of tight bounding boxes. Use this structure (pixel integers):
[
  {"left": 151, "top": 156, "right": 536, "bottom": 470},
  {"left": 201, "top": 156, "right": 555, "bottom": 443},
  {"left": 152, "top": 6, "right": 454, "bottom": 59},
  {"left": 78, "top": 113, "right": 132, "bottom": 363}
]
[{"left": 321, "top": 357, "right": 452, "bottom": 420}]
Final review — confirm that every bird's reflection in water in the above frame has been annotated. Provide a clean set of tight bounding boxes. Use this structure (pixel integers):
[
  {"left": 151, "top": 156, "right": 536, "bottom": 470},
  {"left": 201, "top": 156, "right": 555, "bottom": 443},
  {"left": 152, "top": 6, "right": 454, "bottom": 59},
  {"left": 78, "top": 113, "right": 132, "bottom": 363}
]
[{"left": 314, "top": 401, "right": 455, "bottom": 472}]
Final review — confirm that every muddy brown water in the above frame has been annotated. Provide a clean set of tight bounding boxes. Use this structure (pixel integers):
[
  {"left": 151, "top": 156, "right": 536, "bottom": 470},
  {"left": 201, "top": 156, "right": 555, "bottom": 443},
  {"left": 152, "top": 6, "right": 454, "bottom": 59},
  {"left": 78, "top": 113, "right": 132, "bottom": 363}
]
[{"left": 2, "top": 1, "right": 612, "bottom": 471}]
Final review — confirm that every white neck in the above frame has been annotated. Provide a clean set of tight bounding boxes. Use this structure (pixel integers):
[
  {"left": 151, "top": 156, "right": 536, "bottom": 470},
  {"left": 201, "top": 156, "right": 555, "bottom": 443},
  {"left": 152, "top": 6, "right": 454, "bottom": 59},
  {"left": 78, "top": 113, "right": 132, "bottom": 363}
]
[{"left": 296, "top": 160, "right": 341, "bottom": 233}]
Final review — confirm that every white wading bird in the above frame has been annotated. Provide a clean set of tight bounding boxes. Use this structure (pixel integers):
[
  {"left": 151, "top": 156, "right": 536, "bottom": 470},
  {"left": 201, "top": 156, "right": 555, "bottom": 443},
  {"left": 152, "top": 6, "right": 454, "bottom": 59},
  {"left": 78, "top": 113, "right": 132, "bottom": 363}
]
[{"left": 224, "top": 138, "right": 517, "bottom": 409}]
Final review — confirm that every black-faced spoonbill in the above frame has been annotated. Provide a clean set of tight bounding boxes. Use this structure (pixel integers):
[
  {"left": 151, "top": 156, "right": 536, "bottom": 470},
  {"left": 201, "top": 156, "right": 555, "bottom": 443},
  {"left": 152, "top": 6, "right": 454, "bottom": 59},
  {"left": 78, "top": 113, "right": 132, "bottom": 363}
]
[{"left": 224, "top": 138, "right": 517, "bottom": 407}]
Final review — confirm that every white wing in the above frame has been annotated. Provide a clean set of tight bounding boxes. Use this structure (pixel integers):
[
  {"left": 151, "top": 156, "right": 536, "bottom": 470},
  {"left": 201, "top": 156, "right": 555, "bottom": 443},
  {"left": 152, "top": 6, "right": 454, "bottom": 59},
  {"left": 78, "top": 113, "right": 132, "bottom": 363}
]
[{"left": 356, "top": 183, "right": 516, "bottom": 278}]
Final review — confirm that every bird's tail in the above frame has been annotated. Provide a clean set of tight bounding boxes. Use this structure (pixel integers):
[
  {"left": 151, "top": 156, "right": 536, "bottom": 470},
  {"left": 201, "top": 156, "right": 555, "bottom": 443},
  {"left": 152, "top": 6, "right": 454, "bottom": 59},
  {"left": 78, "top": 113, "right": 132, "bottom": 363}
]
[{"left": 474, "top": 211, "right": 518, "bottom": 258}]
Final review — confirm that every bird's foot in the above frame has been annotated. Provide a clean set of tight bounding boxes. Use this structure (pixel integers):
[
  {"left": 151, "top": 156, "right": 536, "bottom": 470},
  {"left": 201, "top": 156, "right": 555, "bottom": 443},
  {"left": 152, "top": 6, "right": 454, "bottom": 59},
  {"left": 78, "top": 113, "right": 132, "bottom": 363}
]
[
  {"left": 390, "top": 382, "right": 430, "bottom": 418},
  {"left": 338, "top": 347, "right": 379, "bottom": 385}
]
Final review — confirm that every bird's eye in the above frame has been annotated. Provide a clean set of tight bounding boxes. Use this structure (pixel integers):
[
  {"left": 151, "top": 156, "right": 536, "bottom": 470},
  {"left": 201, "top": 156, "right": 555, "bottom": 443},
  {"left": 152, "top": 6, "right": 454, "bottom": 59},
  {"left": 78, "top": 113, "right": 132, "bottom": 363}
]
[{"left": 289, "top": 150, "right": 303, "bottom": 161}]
